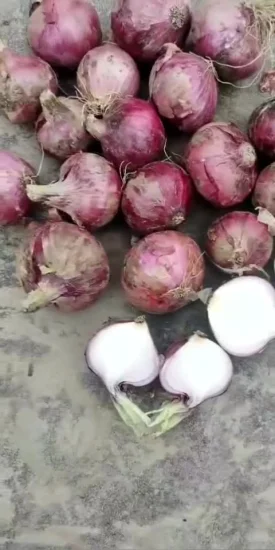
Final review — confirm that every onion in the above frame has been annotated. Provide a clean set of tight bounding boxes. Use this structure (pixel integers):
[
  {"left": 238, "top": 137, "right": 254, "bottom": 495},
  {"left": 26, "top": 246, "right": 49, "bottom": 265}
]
[
  {"left": 18, "top": 221, "right": 110, "bottom": 312},
  {"left": 28, "top": 0, "right": 102, "bottom": 69},
  {"left": 248, "top": 99, "right": 275, "bottom": 160},
  {"left": 252, "top": 163, "right": 275, "bottom": 234},
  {"left": 85, "top": 98, "right": 166, "bottom": 170},
  {"left": 205, "top": 211, "right": 273, "bottom": 275},
  {"left": 149, "top": 44, "right": 218, "bottom": 133},
  {"left": 121, "top": 230, "right": 205, "bottom": 314},
  {"left": 185, "top": 122, "right": 257, "bottom": 207},
  {"left": 0, "top": 41, "right": 57, "bottom": 123},
  {"left": 0, "top": 151, "right": 35, "bottom": 225},
  {"left": 77, "top": 43, "right": 140, "bottom": 116},
  {"left": 111, "top": 0, "right": 191, "bottom": 63},
  {"left": 207, "top": 276, "right": 275, "bottom": 356},
  {"left": 188, "top": 0, "right": 266, "bottom": 82},
  {"left": 259, "top": 70, "right": 275, "bottom": 94},
  {"left": 86, "top": 317, "right": 163, "bottom": 436},
  {"left": 121, "top": 161, "right": 192, "bottom": 234},
  {"left": 36, "top": 90, "right": 92, "bottom": 160},
  {"left": 26, "top": 152, "right": 122, "bottom": 231}
]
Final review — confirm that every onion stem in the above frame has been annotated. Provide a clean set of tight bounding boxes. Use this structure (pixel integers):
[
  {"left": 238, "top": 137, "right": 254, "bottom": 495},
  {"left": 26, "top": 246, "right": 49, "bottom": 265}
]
[
  {"left": 22, "top": 287, "right": 61, "bottom": 312},
  {"left": 148, "top": 400, "right": 189, "bottom": 437},
  {"left": 112, "top": 391, "right": 154, "bottom": 437}
]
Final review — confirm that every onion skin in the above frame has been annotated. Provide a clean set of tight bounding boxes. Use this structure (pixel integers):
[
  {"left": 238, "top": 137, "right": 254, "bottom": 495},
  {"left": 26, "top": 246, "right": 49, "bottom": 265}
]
[
  {"left": 111, "top": 0, "right": 191, "bottom": 63},
  {"left": 26, "top": 152, "right": 122, "bottom": 231},
  {"left": 18, "top": 221, "right": 110, "bottom": 312},
  {"left": 149, "top": 44, "right": 218, "bottom": 133},
  {"left": 121, "top": 161, "right": 192, "bottom": 234},
  {"left": 121, "top": 230, "right": 205, "bottom": 314},
  {"left": 206, "top": 211, "right": 273, "bottom": 274},
  {"left": 0, "top": 151, "right": 34, "bottom": 225},
  {"left": 0, "top": 42, "right": 58, "bottom": 123},
  {"left": 28, "top": 0, "right": 102, "bottom": 69},
  {"left": 185, "top": 122, "right": 257, "bottom": 207},
  {"left": 253, "top": 163, "right": 275, "bottom": 214},
  {"left": 86, "top": 98, "right": 166, "bottom": 170},
  {"left": 248, "top": 100, "right": 275, "bottom": 160}
]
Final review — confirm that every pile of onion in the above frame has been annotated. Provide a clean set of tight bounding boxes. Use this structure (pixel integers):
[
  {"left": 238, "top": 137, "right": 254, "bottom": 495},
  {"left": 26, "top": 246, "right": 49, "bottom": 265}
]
[
  {"left": 26, "top": 152, "right": 122, "bottom": 231},
  {"left": 205, "top": 211, "right": 273, "bottom": 275},
  {"left": 185, "top": 122, "right": 257, "bottom": 207},
  {"left": 121, "top": 230, "right": 205, "bottom": 314},
  {"left": 85, "top": 98, "right": 166, "bottom": 170},
  {"left": 0, "top": 41, "right": 57, "bottom": 123},
  {"left": 111, "top": 0, "right": 191, "bottom": 63},
  {"left": 149, "top": 44, "right": 218, "bottom": 133},
  {"left": 248, "top": 99, "right": 275, "bottom": 160},
  {"left": 77, "top": 43, "right": 140, "bottom": 116},
  {"left": 0, "top": 151, "right": 35, "bottom": 225},
  {"left": 28, "top": 0, "right": 102, "bottom": 69},
  {"left": 18, "top": 221, "right": 110, "bottom": 312},
  {"left": 121, "top": 161, "right": 192, "bottom": 234},
  {"left": 36, "top": 90, "right": 92, "bottom": 160}
]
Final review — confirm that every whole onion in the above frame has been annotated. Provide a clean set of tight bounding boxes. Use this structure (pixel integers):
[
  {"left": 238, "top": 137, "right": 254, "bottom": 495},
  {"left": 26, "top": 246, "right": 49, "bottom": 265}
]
[
  {"left": 188, "top": 0, "right": 265, "bottom": 82},
  {"left": 205, "top": 211, "right": 273, "bottom": 274},
  {"left": 149, "top": 44, "right": 218, "bottom": 133},
  {"left": 185, "top": 122, "right": 257, "bottom": 207},
  {"left": 0, "top": 41, "right": 57, "bottom": 123},
  {"left": 248, "top": 99, "right": 275, "bottom": 160},
  {"left": 121, "top": 230, "right": 205, "bottom": 314},
  {"left": 0, "top": 151, "right": 35, "bottom": 225},
  {"left": 77, "top": 43, "right": 140, "bottom": 116},
  {"left": 121, "top": 161, "right": 192, "bottom": 234},
  {"left": 85, "top": 98, "right": 166, "bottom": 170},
  {"left": 253, "top": 162, "right": 275, "bottom": 214},
  {"left": 36, "top": 90, "right": 92, "bottom": 160},
  {"left": 28, "top": 0, "right": 102, "bottom": 69},
  {"left": 18, "top": 221, "right": 110, "bottom": 312},
  {"left": 26, "top": 152, "right": 122, "bottom": 231}
]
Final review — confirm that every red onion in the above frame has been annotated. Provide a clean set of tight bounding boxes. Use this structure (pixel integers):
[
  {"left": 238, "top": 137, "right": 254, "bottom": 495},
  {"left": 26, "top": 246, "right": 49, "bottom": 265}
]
[
  {"left": 36, "top": 90, "right": 92, "bottom": 160},
  {"left": 111, "top": 0, "right": 191, "bottom": 63},
  {"left": 121, "top": 161, "right": 192, "bottom": 234},
  {"left": 121, "top": 230, "right": 205, "bottom": 314},
  {"left": 149, "top": 44, "right": 218, "bottom": 133},
  {"left": 248, "top": 99, "right": 275, "bottom": 160},
  {"left": 253, "top": 162, "right": 275, "bottom": 214},
  {"left": 85, "top": 98, "right": 166, "bottom": 170},
  {"left": 28, "top": 0, "right": 102, "bottom": 69},
  {"left": 185, "top": 122, "right": 257, "bottom": 207},
  {"left": 77, "top": 43, "right": 140, "bottom": 116},
  {"left": 0, "top": 151, "right": 35, "bottom": 225},
  {"left": 206, "top": 211, "right": 273, "bottom": 275},
  {"left": 26, "top": 152, "right": 122, "bottom": 231},
  {"left": 259, "top": 70, "right": 275, "bottom": 94},
  {"left": 18, "top": 221, "right": 110, "bottom": 312},
  {"left": 188, "top": 0, "right": 266, "bottom": 82},
  {"left": 0, "top": 41, "right": 57, "bottom": 123}
]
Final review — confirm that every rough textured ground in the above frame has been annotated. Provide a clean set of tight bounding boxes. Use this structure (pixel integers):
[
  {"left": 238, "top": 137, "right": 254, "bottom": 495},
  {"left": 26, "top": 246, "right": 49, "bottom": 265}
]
[{"left": 1, "top": 1, "right": 275, "bottom": 549}]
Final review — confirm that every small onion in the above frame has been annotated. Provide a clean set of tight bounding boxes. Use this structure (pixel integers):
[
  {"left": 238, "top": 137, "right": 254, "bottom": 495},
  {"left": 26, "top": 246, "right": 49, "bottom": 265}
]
[
  {"left": 18, "top": 221, "right": 110, "bottom": 312},
  {"left": 121, "top": 230, "right": 205, "bottom": 314},
  {"left": 26, "top": 152, "right": 122, "bottom": 231},
  {"left": 121, "top": 161, "right": 192, "bottom": 234},
  {"left": 259, "top": 70, "right": 275, "bottom": 95},
  {"left": 111, "top": 0, "right": 191, "bottom": 63},
  {"left": 0, "top": 151, "right": 35, "bottom": 225},
  {"left": 149, "top": 44, "right": 218, "bottom": 133},
  {"left": 253, "top": 162, "right": 275, "bottom": 214},
  {"left": 185, "top": 122, "right": 257, "bottom": 207},
  {"left": 248, "top": 99, "right": 275, "bottom": 160}
]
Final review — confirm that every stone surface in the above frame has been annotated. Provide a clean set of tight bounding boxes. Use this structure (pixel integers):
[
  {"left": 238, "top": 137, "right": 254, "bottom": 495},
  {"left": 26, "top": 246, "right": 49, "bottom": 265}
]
[{"left": 1, "top": 2, "right": 275, "bottom": 549}]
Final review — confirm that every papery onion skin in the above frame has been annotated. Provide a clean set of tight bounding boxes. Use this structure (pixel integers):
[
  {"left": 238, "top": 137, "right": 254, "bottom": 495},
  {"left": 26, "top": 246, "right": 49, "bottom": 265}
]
[
  {"left": 26, "top": 152, "right": 122, "bottom": 231},
  {"left": 111, "top": 0, "right": 191, "bottom": 63},
  {"left": 0, "top": 151, "right": 34, "bottom": 225},
  {"left": 18, "top": 221, "right": 110, "bottom": 312},
  {"left": 121, "top": 230, "right": 205, "bottom": 314},
  {"left": 121, "top": 161, "right": 192, "bottom": 234},
  {"left": 253, "top": 162, "right": 275, "bottom": 214},
  {"left": 0, "top": 42, "right": 58, "bottom": 123},
  {"left": 185, "top": 122, "right": 257, "bottom": 207},
  {"left": 188, "top": 0, "right": 264, "bottom": 82},
  {"left": 248, "top": 100, "right": 275, "bottom": 160},
  {"left": 149, "top": 44, "right": 218, "bottom": 133},
  {"left": 28, "top": 0, "right": 102, "bottom": 69},
  {"left": 206, "top": 211, "right": 273, "bottom": 274}
]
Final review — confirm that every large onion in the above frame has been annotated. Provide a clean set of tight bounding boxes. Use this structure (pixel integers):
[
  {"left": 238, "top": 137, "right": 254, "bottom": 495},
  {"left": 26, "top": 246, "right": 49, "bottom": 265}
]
[
  {"left": 185, "top": 122, "right": 257, "bottom": 207},
  {"left": 248, "top": 99, "right": 275, "bottom": 160},
  {"left": 0, "top": 151, "right": 34, "bottom": 225},
  {"left": 121, "top": 230, "right": 205, "bottom": 314},
  {"left": 149, "top": 44, "right": 218, "bottom": 133}
]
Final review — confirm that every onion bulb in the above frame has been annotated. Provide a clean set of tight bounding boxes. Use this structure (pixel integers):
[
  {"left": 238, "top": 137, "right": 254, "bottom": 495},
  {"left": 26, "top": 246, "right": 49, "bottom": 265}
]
[
  {"left": 248, "top": 99, "right": 275, "bottom": 160},
  {"left": 0, "top": 151, "right": 35, "bottom": 225},
  {"left": 252, "top": 163, "right": 275, "bottom": 234}
]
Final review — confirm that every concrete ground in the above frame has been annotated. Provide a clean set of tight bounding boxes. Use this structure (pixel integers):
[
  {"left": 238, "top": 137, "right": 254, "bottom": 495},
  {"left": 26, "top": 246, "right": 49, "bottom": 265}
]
[{"left": 1, "top": 1, "right": 275, "bottom": 549}]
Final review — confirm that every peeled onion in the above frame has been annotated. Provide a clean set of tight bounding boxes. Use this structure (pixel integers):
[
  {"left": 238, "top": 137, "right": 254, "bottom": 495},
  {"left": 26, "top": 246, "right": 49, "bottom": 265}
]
[
  {"left": 0, "top": 151, "right": 34, "bottom": 225},
  {"left": 248, "top": 99, "right": 275, "bottom": 160}
]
